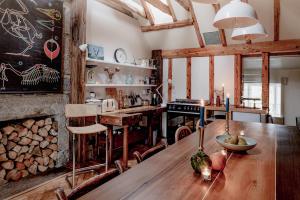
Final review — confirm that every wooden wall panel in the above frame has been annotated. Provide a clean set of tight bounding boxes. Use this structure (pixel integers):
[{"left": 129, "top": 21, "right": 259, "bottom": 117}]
[
  {"left": 186, "top": 57, "right": 191, "bottom": 99},
  {"left": 209, "top": 56, "right": 214, "bottom": 105},
  {"left": 71, "top": 0, "right": 87, "bottom": 104},
  {"left": 234, "top": 55, "right": 242, "bottom": 106},
  {"left": 274, "top": 0, "right": 280, "bottom": 41},
  {"left": 262, "top": 53, "right": 270, "bottom": 109},
  {"left": 168, "top": 58, "right": 173, "bottom": 102}
]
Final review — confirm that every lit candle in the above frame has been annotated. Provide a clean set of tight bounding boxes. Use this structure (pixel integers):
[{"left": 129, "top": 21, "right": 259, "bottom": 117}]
[
  {"left": 221, "top": 149, "right": 227, "bottom": 158},
  {"left": 222, "top": 84, "right": 225, "bottom": 104},
  {"left": 201, "top": 167, "right": 212, "bottom": 181},
  {"left": 240, "top": 130, "right": 245, "bottom": 136},
  {"left": 200, "top": 99, "right": 205, "bottom": 128},
  {"left": 225, "top": 93, "right": 230, "bottom": 112}
]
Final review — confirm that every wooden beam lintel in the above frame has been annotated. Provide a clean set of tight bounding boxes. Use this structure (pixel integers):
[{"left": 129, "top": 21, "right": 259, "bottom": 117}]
[
  {"left": 141, "top": 19, "right": 194, "bottom": 32},
  {"left": 162, "top": 39, "right": 300, "bottom": 58}
]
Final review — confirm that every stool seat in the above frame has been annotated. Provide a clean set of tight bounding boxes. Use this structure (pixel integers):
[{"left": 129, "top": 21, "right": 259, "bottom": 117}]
[{"left": 67, "top": 124, "right": 107, "bottom": 135}]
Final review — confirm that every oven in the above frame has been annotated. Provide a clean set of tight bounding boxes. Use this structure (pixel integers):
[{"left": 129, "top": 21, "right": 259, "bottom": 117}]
[{"left": 166, "top": 99, "right": 201, "bottom": 145}]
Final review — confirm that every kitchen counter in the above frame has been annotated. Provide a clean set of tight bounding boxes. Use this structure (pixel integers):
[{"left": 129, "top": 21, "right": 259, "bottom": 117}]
[
  {"left": 205, "top": 105, "right": 268, "bottom": 115},
  {"left": 99, "top": 105, "right": 166, "bottom": 168}
]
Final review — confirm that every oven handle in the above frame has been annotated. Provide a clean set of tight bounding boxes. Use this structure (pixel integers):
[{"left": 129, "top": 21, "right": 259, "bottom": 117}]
[{"left": 167, "top": 111, "right": 199, "bottom": 115}]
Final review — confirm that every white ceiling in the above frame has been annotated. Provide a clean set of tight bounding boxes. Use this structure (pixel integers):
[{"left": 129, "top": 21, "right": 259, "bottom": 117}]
[{"left": 137, "top": 0, "right": 300, "bottom": 50}]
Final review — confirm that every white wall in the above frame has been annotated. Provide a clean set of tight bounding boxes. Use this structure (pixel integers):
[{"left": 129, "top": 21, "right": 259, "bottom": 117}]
[
  {"left": 163, "top": 55, "right": 234, "bottom": 103},
  {"left": 270, "top": 69, "right": 300, "bottom": 126},
  {"left": 87, "top": 0, "right": 151, "bottom": 63},
  {"left": 214, "top": 56, "right": 235, "bottom": 103},
  {"left": 191, "top": 57, "right": 209, "bottom": 100},
  {"left": 86, "top": 0, "right": 152, "bottom": 99}
]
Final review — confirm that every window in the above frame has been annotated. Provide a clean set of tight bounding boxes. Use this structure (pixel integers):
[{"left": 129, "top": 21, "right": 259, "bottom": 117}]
[{"left": 243, "top": 83, "right": 262, "bottom": 108}]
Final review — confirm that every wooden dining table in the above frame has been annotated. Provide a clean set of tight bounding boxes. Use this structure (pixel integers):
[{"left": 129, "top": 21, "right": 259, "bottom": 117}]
[{"left": 79, "top": 120, "right": 300, "bottom": 200}]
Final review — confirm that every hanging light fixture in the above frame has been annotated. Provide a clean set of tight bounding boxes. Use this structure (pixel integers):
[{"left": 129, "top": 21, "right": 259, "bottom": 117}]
[
  {"left": 231, "top": 23, "right": 268, "bottom": 40},
  {"left": 213, "top": 0, "right": 258, "bottom": 29},
  {"left": 192, "top": 0, "right": 219, "bottom": 4}
]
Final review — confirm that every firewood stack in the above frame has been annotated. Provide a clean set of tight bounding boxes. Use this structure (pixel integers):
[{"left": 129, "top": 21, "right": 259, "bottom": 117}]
[{"left": 0, "top": 118, "right": 58, "bottom": 185}]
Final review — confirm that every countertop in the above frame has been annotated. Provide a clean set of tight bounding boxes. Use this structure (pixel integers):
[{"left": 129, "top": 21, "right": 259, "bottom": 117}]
[
  {"left": 99, "top": 105, "right": 167, "bottom": 116},
  {"left": 205, "top": 105, "right": 268, "bottom": 114}
]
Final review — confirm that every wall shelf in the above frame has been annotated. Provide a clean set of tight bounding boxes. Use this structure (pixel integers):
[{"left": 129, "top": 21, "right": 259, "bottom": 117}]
[
  {"left": 86, "top": 58, "right": 157, "bottom": 70},
  {"left": 85, "top": 83, "right": 157, "bottom": 87}
]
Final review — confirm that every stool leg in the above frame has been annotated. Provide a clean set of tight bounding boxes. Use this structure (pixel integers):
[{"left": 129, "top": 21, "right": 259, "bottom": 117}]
[
  {"left": 105, "top": 130, "right": 108, "bottom": 172},
  {"left": 72, "top": 133, "right": 76, "bottom": 188}
]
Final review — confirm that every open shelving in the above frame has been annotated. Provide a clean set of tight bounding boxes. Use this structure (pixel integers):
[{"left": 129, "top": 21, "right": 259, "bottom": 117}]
[
  {"left": 85, "top": 83, "right": 157, "bottom": 87},
  {"left": 86, "top": 58, "right": 157, "bottom": 70}
]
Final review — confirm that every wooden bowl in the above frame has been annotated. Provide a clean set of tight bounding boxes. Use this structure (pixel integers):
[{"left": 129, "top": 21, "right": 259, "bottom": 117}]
[{"left": 215, "top": 135, "right": 257, "bottom": 152}]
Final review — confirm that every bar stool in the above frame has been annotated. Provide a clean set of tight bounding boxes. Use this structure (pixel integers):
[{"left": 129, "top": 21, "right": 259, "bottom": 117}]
[{"left": 65, "top": 104, "right": 108, "bottom": 188}]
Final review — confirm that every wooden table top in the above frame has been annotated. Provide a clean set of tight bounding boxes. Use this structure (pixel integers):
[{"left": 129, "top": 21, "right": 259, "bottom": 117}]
[{"left": 79, "top": 120, "right": 300, "bottom": 200}]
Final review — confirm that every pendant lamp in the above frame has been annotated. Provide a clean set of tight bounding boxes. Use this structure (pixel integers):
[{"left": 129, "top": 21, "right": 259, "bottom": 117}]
[
  {"left": 213, "top": 0, "right": 258, "bottom": 29},
  {"left": 232, "top": 23, "right": 268, "bottom": 40}
]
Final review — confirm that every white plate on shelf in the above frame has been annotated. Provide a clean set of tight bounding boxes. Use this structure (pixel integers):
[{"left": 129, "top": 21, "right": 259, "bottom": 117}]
[{"left": 216, "top": 135, "right": 257, "bottom": 152}]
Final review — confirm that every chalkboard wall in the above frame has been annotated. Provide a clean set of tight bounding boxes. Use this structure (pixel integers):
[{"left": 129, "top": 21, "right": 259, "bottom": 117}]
[{"left": 0, "top": 0, "right": 63, "bottom": 93}]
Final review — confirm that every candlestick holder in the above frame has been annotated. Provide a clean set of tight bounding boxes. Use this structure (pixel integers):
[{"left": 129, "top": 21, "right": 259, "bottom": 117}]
[
  {"left": 199, "top": 127, "right": 205, "bottom": 151},
  {"left": 225, "top": 112, "right": 230, "bottom": 135}
]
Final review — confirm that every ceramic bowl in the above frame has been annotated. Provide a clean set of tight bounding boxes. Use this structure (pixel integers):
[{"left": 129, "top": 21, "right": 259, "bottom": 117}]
[{"left": 215, "top": 135, "right": 257, "bottom": 152}]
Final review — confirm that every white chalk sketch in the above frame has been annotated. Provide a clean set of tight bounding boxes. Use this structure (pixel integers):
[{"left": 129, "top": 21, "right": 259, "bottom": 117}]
[
  {"left": 0, "top": 63, "right": 60, "bottom": 90},
  {"left": 37, "top": 19, "right": 54, "bottom": 31},
  {"left": 0, "top": 0, "right": 42, "bottom": 57},
  {"left": 36, "top": 8, "right": 61, "bottom": 21}
]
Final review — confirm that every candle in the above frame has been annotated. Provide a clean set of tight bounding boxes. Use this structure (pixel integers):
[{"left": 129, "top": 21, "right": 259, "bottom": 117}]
[
  {"left": 200, "top": 99, "right": 205, "bottom": 127},
  {"left": 201, "top": 167, "right": 212, "bottom": 181},
  {"left": 240, "top": 130, "right": 245, "bottom": 136},
  {"left": 225, "top": 93, "right": 230, "bottom": 112},
  {"left": 221, "top": 149, "right": 227, "bottom": 158},
  {"left": 222, "top": 84, "right": 225, "bottom": 104}
]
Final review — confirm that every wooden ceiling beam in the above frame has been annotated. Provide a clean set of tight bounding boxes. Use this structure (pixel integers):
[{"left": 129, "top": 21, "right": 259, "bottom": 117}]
[
  {"left": 141, "top": 19, "right": 194, "bottom": 32},
  {"left": 175, "top": 0, "right": 190, "bottom": 11},
  {"left": 115, "top": 0, "right": 147, "bottom": 19},
  {"left": 161, "top": 39, "right": 300, "bottom": 58},
  {"left": 188, "top": 0, "right": 205, "bottom": 48},
  {"left": 97, "top": 0, "right": 135, "bottom": 18},
  {"left": 274, "top": 0, "right": 280, "bottom": 41},
  {"left": 140, "top": 0, "right": 155, "bottom": 25},
  {"left": 212, "top": 4, "right": 227, "bottom": 46},
  {"left": 145, "top": 0, "right": 172, "bottom": 15},
  {"left": 167, "top": 0, "right": 177, "bottom": 22}
]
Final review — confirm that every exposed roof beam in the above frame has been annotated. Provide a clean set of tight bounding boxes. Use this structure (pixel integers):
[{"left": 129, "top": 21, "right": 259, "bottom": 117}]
[
  {"left": 140, "top": 0, "right": 155, "bottom": 25},
  {"left": 141, "top": 19, "right": 194, "bottom": 32},
  {"left": 175, "top": 0, "right": 190, "bottom": 11},
  {"left": 97, "top": 0, "right": 135, "bottom": 18},
  {"left": 115, "top": 0, "right": 147, "bottom": 19},
  {"left": 145, "top": 0, "right": 172, "bottom": 15},
  {"left": 161, "top": 39, "right": 300, "bottom": 58},
  {"left": 274, "top": 0, "right": 280, "bottom": 41},
  {"left": 212, "top": 4, "right": 227, "bottom": 46},
  {"left": 167, "top": 0, "right": 177, "bottom": 22},
  {"left": 188, "top": 0, "right": 205, "bottom": 48}
]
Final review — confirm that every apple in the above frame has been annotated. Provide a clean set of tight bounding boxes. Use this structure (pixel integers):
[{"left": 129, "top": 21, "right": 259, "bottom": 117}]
[{"left": 210, "top": 151, "right": 226, "bottom": 171}]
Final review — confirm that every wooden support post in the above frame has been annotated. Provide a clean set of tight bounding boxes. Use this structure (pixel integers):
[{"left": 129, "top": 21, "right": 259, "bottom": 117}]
[
  {"left": 274, "top": 0, "right": 280, "bottom": 41},
  {"left": 186, "top": 57, "right": 191, "bottom": 99},
  {"left": 262, "top": 52, "right": 270, "bottom": 109},
  {"left": 234, "top": 55, "right": 242, "bottom": 106},
  {"left": 123, "top": 125, "right": 129, "bottom": 169},
  {"left": 209, "top": 56, "right": 214, "bottom": 105},
  {"left": 168, "top": 58, "right": 173, "bottom": 102},
  {"left": 70, "top": 0, "right": 87, "bottom": 104}
]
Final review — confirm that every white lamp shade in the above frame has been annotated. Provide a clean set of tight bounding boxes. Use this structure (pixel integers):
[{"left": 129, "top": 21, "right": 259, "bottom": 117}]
[
  {"left": 232, "top": 23, "right": 268, "bottom": 40},
  {"left": 213, "top": 0, "right": 258, "bottom": 29},
  {"left": 192, "top": 0, "right": 219, "bottom": 4}
]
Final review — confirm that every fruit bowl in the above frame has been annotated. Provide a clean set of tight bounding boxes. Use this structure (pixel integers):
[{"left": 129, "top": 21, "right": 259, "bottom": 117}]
[{"left": 216, "top": 135, "right": 257, "bottom": 152}]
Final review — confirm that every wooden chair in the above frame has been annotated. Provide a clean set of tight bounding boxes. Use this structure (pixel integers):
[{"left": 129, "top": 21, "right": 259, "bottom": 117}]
[
  {"left": 296, "top": 117, "right": 300, "bottom": 130},
  {"left": 65, "top": 104, "right": 108, "bottom": 188},
  {"left": 114, "top": 160, "right": 125, "bottom": 174},
  {"left": 133, "top": 141, "right": 167, "bottom": 164},
  {"left": 55, "top": 168, "right": 119, "bottom": 200},
  {"left": 175, "top": 126, "right": 192, "bottom": 143},
  {"left": 266, "top": 114, "right": 274, "bottom": 124}
]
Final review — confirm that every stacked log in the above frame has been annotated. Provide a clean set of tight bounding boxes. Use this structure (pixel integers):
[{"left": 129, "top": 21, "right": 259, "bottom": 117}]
[{"left": 0, "top": 118, "right": 58, "bottom": 184}]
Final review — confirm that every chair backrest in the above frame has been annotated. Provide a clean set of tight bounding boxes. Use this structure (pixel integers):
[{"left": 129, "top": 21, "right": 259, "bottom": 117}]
[
  {"left": 55, "top": 168, "right": 119, "bottom": 200},
  {"left": 296, "top": 117, "right": 300, "bottom": 130},
  {"left": 65, "top": 104, "right": 98, "bottom": 118},
  {"left": 266, "top": 114, "right": 274, "bottom": 124},
  {"left": 133, "top": 142, "right": 167, "bottom": 164},
  {"left": 175, "top": 126, "right": 192, "bottom": 143}
]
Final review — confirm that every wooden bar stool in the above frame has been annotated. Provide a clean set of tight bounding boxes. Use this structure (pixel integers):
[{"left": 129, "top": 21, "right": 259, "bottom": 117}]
[{"left": 65, "top": 104, "right": 108, "bottom": 188}]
